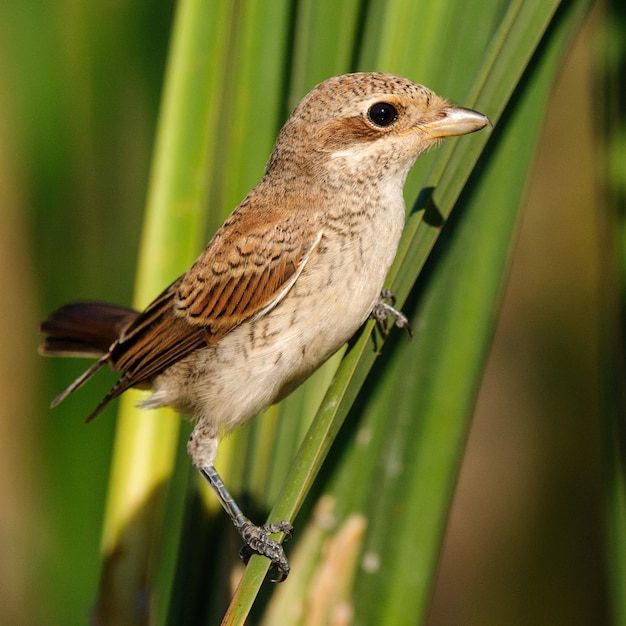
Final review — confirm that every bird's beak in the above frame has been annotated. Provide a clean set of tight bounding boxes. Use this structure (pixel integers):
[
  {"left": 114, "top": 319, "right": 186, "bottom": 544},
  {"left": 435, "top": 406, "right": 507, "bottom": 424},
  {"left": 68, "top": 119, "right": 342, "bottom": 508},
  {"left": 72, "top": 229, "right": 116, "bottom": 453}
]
[{"left": 421, "top": 106, "right": 491, "bottom": 138}]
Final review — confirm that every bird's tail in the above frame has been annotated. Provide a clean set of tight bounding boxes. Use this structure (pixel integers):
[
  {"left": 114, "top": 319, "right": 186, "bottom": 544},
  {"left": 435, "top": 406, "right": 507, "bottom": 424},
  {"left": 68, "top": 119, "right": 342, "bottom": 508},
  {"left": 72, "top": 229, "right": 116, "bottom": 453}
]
[
  {"left": 39, "top": 301, "right": 139, "bottom": 358},
  {"left": 40, "top": 301, "right": 140, "bottom": 416}
]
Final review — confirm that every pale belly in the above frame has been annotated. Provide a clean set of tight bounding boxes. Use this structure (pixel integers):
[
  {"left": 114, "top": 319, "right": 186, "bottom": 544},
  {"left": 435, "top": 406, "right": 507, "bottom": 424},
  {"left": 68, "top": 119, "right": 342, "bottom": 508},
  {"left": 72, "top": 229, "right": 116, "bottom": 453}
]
[{"left": 144, "top": 201, "right": 404, "bottom": 433}]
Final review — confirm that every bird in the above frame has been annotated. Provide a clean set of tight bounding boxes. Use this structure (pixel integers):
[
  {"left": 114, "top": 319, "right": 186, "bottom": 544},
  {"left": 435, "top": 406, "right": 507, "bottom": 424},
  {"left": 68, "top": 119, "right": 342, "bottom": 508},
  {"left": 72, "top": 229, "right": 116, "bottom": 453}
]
[{"left": 40, "top": 72, "right": 490, "bottom": 580}]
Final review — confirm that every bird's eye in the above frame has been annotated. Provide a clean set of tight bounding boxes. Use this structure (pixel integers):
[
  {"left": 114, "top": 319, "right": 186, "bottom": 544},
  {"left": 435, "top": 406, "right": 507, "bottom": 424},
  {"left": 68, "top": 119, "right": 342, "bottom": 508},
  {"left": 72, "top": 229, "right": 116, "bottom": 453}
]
[{"left": 367, "top": 102, "right": 398, "bottom": 128}]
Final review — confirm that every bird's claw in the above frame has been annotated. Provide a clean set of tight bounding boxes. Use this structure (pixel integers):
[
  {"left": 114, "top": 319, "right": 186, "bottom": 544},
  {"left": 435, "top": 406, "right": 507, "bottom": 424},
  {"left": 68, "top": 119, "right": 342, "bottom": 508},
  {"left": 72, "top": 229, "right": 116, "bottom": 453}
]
[
  {"left": 371, "top": 289, "right": 412, "bottom": 337},
  {"left": 238, "top": 519, "right": 293, "bottom": 582}
]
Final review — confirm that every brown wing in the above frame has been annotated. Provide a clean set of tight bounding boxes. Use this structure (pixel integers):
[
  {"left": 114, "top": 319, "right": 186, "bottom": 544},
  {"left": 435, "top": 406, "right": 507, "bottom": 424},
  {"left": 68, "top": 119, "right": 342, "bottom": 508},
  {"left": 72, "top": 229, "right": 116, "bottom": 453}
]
[
  {"left": 174, "top": 205, "right": 323, "bottom": 336},
  {"left": 106, "top": 204, "right": 323, "bottom": 397}
]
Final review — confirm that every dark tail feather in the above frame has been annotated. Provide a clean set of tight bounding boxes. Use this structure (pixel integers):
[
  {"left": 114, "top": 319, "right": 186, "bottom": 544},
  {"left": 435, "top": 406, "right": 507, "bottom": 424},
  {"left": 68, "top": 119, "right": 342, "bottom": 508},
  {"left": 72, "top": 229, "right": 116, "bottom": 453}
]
[
  {"left": 49, "top": 357, "right": 128, "bottom": 422},
  {"left": 85, "top": 379, "right": 128, "bottom": 423},
  {"left": 40, "top": 301, "right": 139, "bottom": 357},
  {"left": 41, "top": 301, "right": 140, "bottom": 419},
  {"left": 50, "top": 357, "right": 107, "bottom": 407}
]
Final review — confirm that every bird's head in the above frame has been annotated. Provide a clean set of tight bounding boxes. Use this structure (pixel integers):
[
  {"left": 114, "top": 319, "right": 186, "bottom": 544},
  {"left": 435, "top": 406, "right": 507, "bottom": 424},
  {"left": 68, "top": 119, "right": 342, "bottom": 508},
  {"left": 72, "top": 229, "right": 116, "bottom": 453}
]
[{"left": 267, "top": 72, "right": 490, "bottom": 184}]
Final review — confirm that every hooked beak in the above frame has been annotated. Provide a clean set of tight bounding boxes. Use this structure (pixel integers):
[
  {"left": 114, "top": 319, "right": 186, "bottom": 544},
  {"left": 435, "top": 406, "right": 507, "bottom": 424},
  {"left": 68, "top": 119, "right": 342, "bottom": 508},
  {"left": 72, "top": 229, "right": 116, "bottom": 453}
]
[{"left": 422, "top": 105, "right": 491, "bottom": 138}]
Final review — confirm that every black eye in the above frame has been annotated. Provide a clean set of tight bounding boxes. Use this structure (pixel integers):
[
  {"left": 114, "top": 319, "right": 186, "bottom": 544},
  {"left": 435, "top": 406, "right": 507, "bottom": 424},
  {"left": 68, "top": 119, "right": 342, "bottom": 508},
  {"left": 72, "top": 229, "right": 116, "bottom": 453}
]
[{"left": 367, "top": 102, "right": 398, "bottom": 128}]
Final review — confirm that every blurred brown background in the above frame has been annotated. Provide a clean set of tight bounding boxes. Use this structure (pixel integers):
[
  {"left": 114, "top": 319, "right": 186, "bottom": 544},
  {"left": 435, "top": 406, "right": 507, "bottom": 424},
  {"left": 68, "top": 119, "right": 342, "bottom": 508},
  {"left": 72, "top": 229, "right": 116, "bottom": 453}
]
[{"left": 431, "top": 14, "right": 608, "bottom": 625}]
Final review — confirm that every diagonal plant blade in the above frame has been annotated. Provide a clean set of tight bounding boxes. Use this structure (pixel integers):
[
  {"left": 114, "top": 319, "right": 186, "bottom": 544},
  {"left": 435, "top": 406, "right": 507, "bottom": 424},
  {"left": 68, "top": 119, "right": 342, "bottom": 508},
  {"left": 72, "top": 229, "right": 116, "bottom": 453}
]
[
  {"left": 222, "top": 3, "right": 595, "bottom": 623},
  {"left": 350, "top": 10, "right": 594, "bottom": 624}
]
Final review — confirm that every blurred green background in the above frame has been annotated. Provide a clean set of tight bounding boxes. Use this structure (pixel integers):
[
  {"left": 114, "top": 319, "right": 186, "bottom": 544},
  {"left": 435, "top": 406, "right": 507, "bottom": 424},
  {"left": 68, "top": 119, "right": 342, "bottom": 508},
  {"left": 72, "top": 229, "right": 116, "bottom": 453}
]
[{"left": 0, "top": 1, "right": 614, "bottom": 624}]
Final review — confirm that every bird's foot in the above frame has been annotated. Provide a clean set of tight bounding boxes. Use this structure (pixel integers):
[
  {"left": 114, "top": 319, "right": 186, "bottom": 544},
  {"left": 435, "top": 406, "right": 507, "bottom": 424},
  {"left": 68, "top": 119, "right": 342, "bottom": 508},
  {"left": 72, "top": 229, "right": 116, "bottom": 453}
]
[
  {"left": 237, "top": 519, "right": 293, "bottom": 582},
  {"left": 371, "top": 289, "right": 412, "bottom": 337},
  {"left": 199, "top": 465, "right": 293, "bottom": 581}
]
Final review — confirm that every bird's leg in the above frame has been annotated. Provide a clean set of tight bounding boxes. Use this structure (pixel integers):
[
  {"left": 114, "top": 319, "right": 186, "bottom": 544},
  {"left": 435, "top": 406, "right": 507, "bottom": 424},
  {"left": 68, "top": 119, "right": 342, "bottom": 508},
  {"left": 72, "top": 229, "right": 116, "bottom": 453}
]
[
  {"left": 200, "top": 465, "right": 293, "bottom": 581},
  {"left": 371, "top": 289, "right": 412, "bottom": 337}
]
